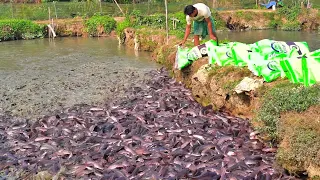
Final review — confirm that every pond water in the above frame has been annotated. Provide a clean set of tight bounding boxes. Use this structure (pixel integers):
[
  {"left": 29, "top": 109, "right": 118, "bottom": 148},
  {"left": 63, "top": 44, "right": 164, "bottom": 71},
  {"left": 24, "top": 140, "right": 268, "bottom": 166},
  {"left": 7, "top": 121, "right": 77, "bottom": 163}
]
[
  {"left": 0, "top": 37, "right": 159, "bottom": 119},
  {"left": 218, "top": 30, "right": 320, "bottom": 51}
]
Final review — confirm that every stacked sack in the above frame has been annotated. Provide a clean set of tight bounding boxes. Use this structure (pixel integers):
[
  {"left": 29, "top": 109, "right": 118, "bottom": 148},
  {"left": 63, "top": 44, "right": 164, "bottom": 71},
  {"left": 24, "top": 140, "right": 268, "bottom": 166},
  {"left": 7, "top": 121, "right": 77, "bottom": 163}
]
[{"left": 175, "top": 39, "right": 319, "bottom": 86}]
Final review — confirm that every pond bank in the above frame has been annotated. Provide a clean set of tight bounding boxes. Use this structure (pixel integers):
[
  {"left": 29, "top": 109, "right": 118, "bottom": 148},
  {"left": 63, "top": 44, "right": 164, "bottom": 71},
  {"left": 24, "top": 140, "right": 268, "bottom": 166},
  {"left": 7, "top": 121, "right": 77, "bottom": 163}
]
[{"left": 120, "top": 27, "right": 320, "bottom": 178}]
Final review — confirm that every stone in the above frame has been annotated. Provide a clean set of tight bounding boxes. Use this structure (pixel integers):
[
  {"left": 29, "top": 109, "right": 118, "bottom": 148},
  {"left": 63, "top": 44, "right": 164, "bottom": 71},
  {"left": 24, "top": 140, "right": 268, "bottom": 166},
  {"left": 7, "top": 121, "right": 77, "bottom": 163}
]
[{"left": 234, "top": 77, "right": 264, "bottom": 94}]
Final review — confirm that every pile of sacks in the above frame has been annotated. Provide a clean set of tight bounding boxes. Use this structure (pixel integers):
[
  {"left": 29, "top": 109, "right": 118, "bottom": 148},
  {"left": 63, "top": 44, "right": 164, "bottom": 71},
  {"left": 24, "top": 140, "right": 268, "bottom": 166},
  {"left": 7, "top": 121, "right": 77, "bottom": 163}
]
[{"left": 175, "top": 39, "right": 320, "bottom": 87}]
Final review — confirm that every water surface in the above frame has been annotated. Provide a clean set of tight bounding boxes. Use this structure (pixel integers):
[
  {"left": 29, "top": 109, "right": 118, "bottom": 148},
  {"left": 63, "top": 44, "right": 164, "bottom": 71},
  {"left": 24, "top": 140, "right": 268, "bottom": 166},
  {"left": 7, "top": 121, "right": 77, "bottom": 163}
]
[{"left": 0, "top": 37, "right": 159, "bottom": 119}]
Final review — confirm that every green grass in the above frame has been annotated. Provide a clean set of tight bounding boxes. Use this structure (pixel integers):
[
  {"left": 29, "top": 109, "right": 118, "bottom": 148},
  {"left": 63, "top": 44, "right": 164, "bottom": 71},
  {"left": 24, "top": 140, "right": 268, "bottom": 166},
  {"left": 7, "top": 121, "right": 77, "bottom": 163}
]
[
  {"left": 276, "top": 127, "right": 320, "bottom": 173},
  {"left": 256, "top": 83, "right": 320, "bottom": 141}
]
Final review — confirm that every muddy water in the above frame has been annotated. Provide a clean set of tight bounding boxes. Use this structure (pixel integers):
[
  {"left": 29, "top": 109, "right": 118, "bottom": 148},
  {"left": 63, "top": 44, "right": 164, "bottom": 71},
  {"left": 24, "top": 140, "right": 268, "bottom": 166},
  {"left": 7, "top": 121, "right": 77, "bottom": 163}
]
[
  {"left": 218, "top": 30, "right": 320, "bottom": 51},
  {"left": 0, "top": 37, "right": 159, "bottom": 119}
]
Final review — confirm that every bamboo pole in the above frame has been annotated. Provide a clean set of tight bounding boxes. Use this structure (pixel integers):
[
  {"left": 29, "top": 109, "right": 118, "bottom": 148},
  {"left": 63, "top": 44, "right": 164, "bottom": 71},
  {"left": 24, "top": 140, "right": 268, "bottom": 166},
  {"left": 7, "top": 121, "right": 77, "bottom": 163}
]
[
  {"left": 165, "top": 0, "right": 168, "bottom": 45},
  {"left": 99, "top": 0, "right": 102, "bottom": 14},
  {"left": 10, "top": 0, "right": 14, "bottom": 19},
  {"left": 53, "top": 1, "right": 58, "bottom": 19},
  {"left": 48, "top": 7, "right": 51, "bottom": 39},
  {"left": 113, "top": 0, "right": 125, "bottom": 16}
]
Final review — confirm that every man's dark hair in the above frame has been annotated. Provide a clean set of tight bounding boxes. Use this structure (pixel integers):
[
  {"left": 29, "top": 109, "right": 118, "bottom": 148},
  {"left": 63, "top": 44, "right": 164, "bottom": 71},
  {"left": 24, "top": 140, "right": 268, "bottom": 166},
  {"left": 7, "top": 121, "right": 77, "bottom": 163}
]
[{"left": 184, "top": 5, "right": 195, "bottom": 15}]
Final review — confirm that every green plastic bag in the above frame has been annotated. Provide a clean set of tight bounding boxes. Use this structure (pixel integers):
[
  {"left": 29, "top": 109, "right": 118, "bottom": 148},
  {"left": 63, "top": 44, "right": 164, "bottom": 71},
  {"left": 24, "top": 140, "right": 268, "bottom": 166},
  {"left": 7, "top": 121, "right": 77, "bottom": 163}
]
[
  {"left": 279, "top": 51, "right": 305, "bottom": 84},
  {"left": 251, "top": 39, "right": 310, "bottom": 59},
  {"left": 247, "top": 51, "right": 266, "bottom": 76},
  {"left": 175, "top": 40, "right": 217, "bottom": 70},
  {"left": 303, "top": 50, "right": 320, "bottom": 86},
  {"left": 208, "top": 42, "right": 237, "bottom": 66},
  {"left": 205, "top": 40, "right": 219, "bottom": 64},
  {"left": 248, "top": 52, "right": 284, "bottom": 82},
  {"left": 175, "top": 46, "right": 192, "bottom": 70},
  {"left": 231, "top": 42, "right": 252, "bottom": 67}
]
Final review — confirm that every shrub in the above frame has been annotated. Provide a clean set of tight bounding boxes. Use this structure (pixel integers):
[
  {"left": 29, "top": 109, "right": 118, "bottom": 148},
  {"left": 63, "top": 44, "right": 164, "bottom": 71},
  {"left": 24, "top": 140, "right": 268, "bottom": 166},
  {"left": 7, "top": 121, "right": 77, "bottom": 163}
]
[
  {"left": 85, "top": 15, "right": 116, "bottom": 36},
  {"left": 0, "top": 19, "right": 44, "bottom": 41}
]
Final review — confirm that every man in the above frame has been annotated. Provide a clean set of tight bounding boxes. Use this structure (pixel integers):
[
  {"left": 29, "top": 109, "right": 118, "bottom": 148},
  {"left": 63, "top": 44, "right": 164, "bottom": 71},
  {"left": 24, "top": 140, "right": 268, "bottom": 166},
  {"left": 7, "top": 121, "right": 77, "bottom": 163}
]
[{"left": 180, "top": 3, "right": 219, "bottom": 46}]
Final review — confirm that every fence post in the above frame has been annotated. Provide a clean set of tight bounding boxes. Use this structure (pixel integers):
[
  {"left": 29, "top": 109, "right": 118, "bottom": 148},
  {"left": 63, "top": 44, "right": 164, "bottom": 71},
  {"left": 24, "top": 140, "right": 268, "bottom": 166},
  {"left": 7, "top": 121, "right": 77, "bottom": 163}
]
[
  {"left": 53, "top": 1, "right": 58, "bottom": 19},
  {"left": 113, "top": 0, "right": 125, "bottom": 16},
  {"left": 48, "top": 7, "right": 51, "bottom": 39},
  {"left": 10, "top": 0, "right": 14, "bottom": 19},
  {"left": 165, "top": 0, "right": 168, "bottom": 45},
  {"left": 99, "top": 0, "right": 102, "bottom": 14}
]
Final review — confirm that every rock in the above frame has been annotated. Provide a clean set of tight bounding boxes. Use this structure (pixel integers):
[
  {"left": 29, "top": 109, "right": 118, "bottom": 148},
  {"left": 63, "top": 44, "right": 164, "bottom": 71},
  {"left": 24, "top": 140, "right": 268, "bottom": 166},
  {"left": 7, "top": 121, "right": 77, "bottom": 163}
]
[
  {"left": 234, "top": 77, "right": 264, "bottom": 94},
  {"left": 191, "top": 64, "right": 211, "bottom": 85}
]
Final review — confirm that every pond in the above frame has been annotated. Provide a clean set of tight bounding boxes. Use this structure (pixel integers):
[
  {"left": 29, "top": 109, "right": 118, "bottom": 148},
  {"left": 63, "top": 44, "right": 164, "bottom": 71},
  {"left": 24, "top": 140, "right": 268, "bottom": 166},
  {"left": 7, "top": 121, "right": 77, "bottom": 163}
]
[
  {"left": 218, "top": 30, "right": 320, "bottom": 51},
  {"left": 0, "top": 37, "right": 159, "bottom": 119}
]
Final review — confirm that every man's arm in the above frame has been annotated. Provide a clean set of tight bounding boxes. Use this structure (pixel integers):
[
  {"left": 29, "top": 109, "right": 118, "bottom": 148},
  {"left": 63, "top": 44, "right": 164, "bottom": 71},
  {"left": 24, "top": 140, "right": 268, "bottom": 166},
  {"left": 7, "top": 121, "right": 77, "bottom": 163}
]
[
  {"left": 180, "top": 24, "right": 191, "bottom": 45},
  {"left": 205, "top": 17, "right": 217, "bottom": 41}
]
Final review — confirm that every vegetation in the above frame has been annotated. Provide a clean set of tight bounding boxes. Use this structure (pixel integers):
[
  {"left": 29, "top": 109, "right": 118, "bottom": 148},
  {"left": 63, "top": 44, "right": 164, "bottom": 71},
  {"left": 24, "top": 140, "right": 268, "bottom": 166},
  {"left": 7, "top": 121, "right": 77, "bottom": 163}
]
[
  {"left": 277, "top": 125, "right": 320, "bottom": 173},
  {"left": 274, "top": 104, "right": 320, "bottom": 174},
  {"left": 84, "top": 14, "right": 116, "bottom": 36},
  {"left": 0, "top": 19, "right": 44, "bottom": 41},
  {"left": 255, "top": 83, "right": 320, "bottom": 141}
]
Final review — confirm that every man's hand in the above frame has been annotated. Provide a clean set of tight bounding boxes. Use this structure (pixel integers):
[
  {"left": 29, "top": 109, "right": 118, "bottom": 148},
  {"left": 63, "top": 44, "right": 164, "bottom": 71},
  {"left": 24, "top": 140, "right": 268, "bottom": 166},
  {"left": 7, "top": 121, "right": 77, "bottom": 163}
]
[
  {"left": 205, "top": 17, "right": 218, "bottom": 41},
  {"left": 209, "top": 34, "right": 217, "bottom": 41},
  {"left": 179, "top": 40, "right": 186, "bottom": 46}
]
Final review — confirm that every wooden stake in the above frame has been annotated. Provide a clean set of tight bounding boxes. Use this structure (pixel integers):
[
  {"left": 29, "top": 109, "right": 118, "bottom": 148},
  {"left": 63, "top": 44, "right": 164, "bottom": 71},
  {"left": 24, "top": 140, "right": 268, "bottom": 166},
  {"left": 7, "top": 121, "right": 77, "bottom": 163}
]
[
  {"left": 53, "top": 1, "right": 58, "bottom": 19},
  {"left": 165, "top": 0, "right": 168, "bottom": 45},
  {"left": 113, "top": 0, "right": 125, "bottom": 16},
  {"left": 48, "top": 7, "right": 51, "bottom": 39},
  {"left": 99, "top": 0, "right": 102, "bottom": 14}
]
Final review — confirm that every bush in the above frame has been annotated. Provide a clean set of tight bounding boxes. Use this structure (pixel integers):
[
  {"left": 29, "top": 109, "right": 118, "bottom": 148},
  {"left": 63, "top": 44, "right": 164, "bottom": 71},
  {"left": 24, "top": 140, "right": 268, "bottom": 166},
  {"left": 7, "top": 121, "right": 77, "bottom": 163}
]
[
  {"left": 116, "top": 16, "right": 131, "bottom": 42},
  {"left": 0, "top": 19, "right": 44, "bottom": 41},
  {"left": 85, "top": 15, "right": 116, "bottom": 36},
  {"left": 277, "top": 5, "right": 301, "bottom": 21}
]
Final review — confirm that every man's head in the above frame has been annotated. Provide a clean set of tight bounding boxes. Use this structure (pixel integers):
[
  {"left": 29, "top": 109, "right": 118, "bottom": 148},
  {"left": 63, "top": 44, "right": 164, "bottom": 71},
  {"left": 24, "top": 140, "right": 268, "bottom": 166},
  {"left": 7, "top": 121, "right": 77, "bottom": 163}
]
[{"left": 184, "top": 5, "right": 198, "bottom": 17}]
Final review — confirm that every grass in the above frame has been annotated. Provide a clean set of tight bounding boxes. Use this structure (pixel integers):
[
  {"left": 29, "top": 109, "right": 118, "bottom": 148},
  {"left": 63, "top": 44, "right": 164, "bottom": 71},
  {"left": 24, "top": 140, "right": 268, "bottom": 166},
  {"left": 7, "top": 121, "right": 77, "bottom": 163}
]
[
  {"left": 275, "top": 105, "right": 320, "bottom": 174},
  {"left": 255, "top": 83, "right": 320, "bottom": 141},
  {"left": 276, "top": 126, "right": 320, "bottom": 173}
]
